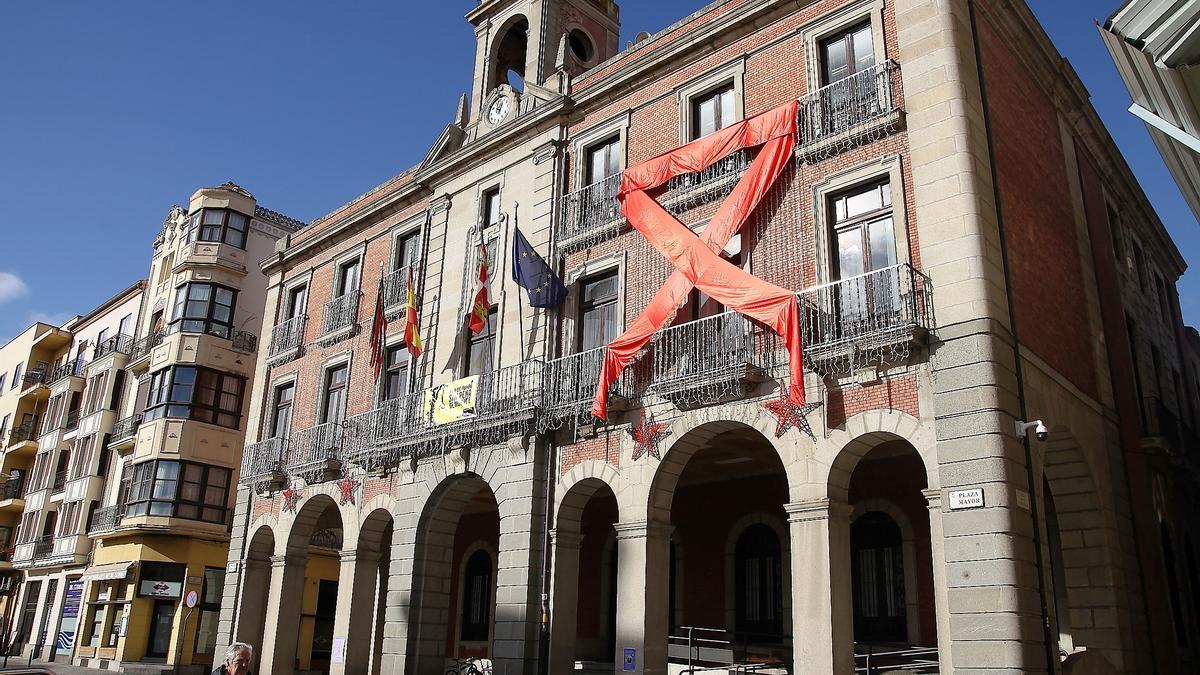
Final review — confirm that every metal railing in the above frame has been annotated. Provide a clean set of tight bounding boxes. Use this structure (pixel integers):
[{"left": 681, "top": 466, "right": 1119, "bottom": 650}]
[
  {"left": 559, "top": 173, "right": 623, "bottom": 244},
  {"left": 50, "top": 357, "right": 85, "bottom": 384},
  {"left": 63, "top": 409, "right": 80, "bottom": 432},
  {"left": 798, "top": 60, "right": 900, "bottom": 147},
  {"left": 663, "top": 150, "right": 751, "bottom": 215},
  {"left": 342, "top": 396, "right": 422, "bottom": 470},
  {"left": 130, "top": 331, "right": 165, "bottom": 362},
  {"left": 381, "top": 265, "right": 415, "bottom": 309},
  {"left": 286, "top": 423, "right": 343, "bottom": 474},
  {"left": 320, "top": 292, "right": 361, "bottom": 338},
  {"left": 544, "top": 347, "right": 630, "bottom": 414},
  {"left": 798, "top": 263, "right": 931, "bottom": 353},
  {"left": 51, "top": 470, "right": 67, "bottom": 493},
  {"left": 8, "top": 419, "right": 38, "bottom": 445},
  {"left": 31, "top": 536, "right": 54, "bottom": 560},
  {"left": 0, "top": 477, "right": 24, "bottom": 501},
  {"left": 269, "top": 315, "right": 307, "bottom": 357},
  {"left": 467, "top": 360, "right": 544, "bottom": 421},
  {"left": 21, "top": 367, "right": 49, "bottom": 389},
  {"left": 93, "top": 334, "right": 134, "bottom": 360},
  {"left": 231, "top": 330, "right": 258, "bottom": 354},
  {"left": 88, "top": 505, "right": 123, "bottom": 534},
  {"left": 651, "top": 311, "right": 760, "bottom": 387},
  {"left": 240, "top": 437, "right": 288, "bottom": 483},
  {"left": 111, "top": 414, "right": 141, "bottom": 445},
  {"left": 853, "top": 644, "right": 939, "bottom": 674}
]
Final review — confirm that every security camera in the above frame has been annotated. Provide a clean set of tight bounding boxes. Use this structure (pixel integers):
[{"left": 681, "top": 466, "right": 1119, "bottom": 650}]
[{"left": 1015, "top": 419, "right": 1048, "bottom": 442}]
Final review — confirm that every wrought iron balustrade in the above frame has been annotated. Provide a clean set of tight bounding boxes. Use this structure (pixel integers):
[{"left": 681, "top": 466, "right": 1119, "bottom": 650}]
[
  {"left": 50, "top": 357, "right": 86, "bottom": 384},
  {"left": 240, "top": 436, "right": 289, "bottom": 483},
  {"left": 287, "top": 423, "right": 343, "bottom": 477},
  {"left": 231, "top": 330, "right": 258, "bottom": 354},
  {"left": 88, "top": 505, "right": 123, "bottom": 534},
  {"left": 342, "top": 395, "right": 427, "bottom": 471},
  {"left": 798, "top": 263, "right": 932, "bottom": 374},
  {"left": 51, "top": 470, "right": 68, "bottom": 493},
  {"left": 269, "top": 315, "right": 307, "bottom": 358},
  {"left": 111, "top": 414, "right": 141, "bottom": 445},
  {"left": 9, "top": 419, "right": 38, "bottom": 445},
  {"left": 559, "top": 173, "right": 623, "bottom": 249},
  {"left": 649, "top": 311, "right": 765, "bottom": 403},
  {"left": 130, "top": 331, "right": 165, "bottom": 362},
  {"left": 0, "top": 476, "right": 24, "bottom": 501},
  {"left": 320, "top": 292, "right": 361, "bottom": 339},
  {"left": 470, "top": 359, "right": 545, "bottom": 421},
  {"left": 381, "top": 265, "right": 415, "bottom": 310},
  {"left": 662, "top": 150, "right": 751, "bottom": 215},
  {"left": 543, "top": 348, "right": 632, "bottom": 425},
  {"left": 93, "top": 334, "right": 134, "bottom": 359},
  {"left": 32, "top": 536, "right": 54, "bottom": 560},
  {"left": 22, "top": 367, "right": 49, "bottom": 389},
  {"left": 798, "top": 60, "right": 901, "bottom": 155}
]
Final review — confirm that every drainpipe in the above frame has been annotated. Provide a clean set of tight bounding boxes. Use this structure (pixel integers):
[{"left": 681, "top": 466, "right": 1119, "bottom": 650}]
[{"left": 965, "top": 1, "right": 1056, "bottom": 671}]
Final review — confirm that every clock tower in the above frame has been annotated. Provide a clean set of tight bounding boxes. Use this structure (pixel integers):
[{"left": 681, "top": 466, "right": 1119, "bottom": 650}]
[{"left": 465, "top": 0, "right": 620, "bottom": 124}]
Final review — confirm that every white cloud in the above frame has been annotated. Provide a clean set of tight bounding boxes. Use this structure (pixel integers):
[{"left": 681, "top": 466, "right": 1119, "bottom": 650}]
[
  {"left": 0, "top": 272, "right": 28, "bottom": 303},
  {"left": 26, "top": 312, "right": 73, "bottom": 327}
]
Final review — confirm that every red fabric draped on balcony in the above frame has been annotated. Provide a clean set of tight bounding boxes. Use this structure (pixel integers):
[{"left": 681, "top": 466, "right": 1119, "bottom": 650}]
[{"left": 592, "top": 100, "right": 806, "bottom": 420}]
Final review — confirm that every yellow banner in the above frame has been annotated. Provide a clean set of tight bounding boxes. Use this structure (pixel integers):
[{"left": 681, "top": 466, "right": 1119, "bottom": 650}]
[{"left": 424, "top": 376, "right": 480, "bottom": 425}]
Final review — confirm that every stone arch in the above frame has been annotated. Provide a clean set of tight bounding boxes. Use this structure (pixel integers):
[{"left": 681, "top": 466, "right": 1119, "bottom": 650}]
[
  {"left": 722, "top": 511, "right": 792, "bottom": 636},
  {"left": 280, "top": 489, "right": 351, "bottom": 555},
  {"left": 851, "top": 498, "right": 921, "bottom": 645},
  {"left": 826, "top": 409, "right": 932, "bottom": 503},
  {"left": 489, "top": 13, "right": 529, "bottom": 92}
]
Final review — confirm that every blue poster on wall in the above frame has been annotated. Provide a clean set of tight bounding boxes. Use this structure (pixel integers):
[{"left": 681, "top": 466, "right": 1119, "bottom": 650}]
[{"left": 55, "top": 580, "right": 84, "bottom": 655}]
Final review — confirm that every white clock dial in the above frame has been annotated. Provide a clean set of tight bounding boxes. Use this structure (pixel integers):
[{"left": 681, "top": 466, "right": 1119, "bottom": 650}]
[{"left": 487, "top": 96, "right": 510, "bottom": 124}]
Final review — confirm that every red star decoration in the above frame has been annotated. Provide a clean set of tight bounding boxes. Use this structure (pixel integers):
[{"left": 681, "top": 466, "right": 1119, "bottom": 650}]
[
  {"left": 281, "top": 484, "right": 302, "bottom": 513},
  {"left": 629, "top": 411, "right": 671, "bottom": 461},
  {"left": 762, "top": 393, "right": 822, "bottom": 440},
  {"left": 336, "top": 477, "right": 360, "bottom": 506}
]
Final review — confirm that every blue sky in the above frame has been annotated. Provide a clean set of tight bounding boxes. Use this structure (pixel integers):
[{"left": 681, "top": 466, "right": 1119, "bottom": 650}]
[{"left": 0, "top": 1, "right": 1196, "bottom": 341}]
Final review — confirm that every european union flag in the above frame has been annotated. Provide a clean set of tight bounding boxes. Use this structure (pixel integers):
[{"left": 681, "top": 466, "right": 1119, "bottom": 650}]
[{"left": 511, "top": 225, "right": 567, "bottom": 308}]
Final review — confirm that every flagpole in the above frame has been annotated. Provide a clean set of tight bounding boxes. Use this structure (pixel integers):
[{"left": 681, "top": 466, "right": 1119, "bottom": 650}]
[
  {"left": 495, "top": 208, "right": 511, "bottom": 373},
  {"left": 512, "top": 202, "right": 526, "bottom": 363}
]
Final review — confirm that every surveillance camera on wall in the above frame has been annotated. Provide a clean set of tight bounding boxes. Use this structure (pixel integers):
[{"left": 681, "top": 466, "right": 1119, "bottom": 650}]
[{"left": 1015, "top": 419, "right": 1049, "bottom": 442}]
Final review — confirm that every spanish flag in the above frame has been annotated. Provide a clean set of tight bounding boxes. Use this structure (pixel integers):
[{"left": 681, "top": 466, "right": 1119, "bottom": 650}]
[{"left": 404, "top": 266, "right": 423, "bottom": 358}]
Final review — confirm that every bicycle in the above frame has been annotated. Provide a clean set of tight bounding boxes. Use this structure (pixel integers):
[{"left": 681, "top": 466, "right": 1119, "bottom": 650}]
[{"left": 444, "top": 656, "right": 493, "bottom": 675}]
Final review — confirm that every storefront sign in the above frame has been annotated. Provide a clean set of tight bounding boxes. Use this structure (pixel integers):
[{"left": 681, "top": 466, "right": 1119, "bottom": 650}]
[
  {"left": 948, "top": 488, "right": 985, "bottom": 511},
  {"left": 55, "top": 580, "right": 84, "bottom": 655},
  {"left": 138, "top": 579, "right": 183, "bottom": 598}
]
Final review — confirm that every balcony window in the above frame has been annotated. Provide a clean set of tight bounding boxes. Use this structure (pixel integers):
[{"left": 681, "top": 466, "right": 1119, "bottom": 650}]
[
  {"left": 586, "top": 137, "right": 620, "bottom": 184},
  {"left": 578, "top": 272, "right": 619, "bottom": 352},
  {"left": 820, "top": 22, "right": 875, "bottom": 85},
  {"left": 270, "top": 382, "right": 295, "bottom": 439},
  {"left": 394, "top": 230, "right": 421, "bottom": 270},
  {"left": 384, "top": 345, "right": 410, "bottom": 401},
  {"left": 483, "top": 187, "right": 502, "bottom": 228},
  {"left": 336, "top": 258, "right": 361, "bottom": 297},
  {"left": 58, "top": 500, "right": 83, "bottom": 536},
  {"left": 691, "top": 84, "right": 735, "bottom": 140},
  {"left": 144, "top": 366, "right": 245, "bottom": 429},
  {"left": 830, "top": 181, "right": 898, "bottom": 327},
  {"left": 124, "top": 459, "right": 230, "bottom": 524},
  {"left": 321, "top": 364, "right": 349, "bottom": 425},
  {"left": 188, "top": 208, "right": 249, "bottom": 249},
  {"left": 286, "top": 284, "right": 308, "bottom": 320},
  {"left": 171, "top": 282, "right": 237, "bottom": 339},
  {"left": 465, "top": 307, "right": 497, "bottom": 376}
]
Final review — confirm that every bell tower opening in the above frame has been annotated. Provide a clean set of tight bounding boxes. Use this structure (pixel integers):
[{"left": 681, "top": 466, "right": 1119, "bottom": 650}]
[{"left": 490, "top": 16, "right": 528, "bottom": 93}]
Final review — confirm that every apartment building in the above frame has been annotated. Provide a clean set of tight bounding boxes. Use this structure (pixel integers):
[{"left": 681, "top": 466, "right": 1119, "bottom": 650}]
[
  {"left": 0, "top": 182, "right": 303, "bottom": 673},
  {"left": 217, "top": 1, "right": 1200, "bottom": 674},
  {"left": 8, "top": 282, "right": 143, "bottom": 661}
]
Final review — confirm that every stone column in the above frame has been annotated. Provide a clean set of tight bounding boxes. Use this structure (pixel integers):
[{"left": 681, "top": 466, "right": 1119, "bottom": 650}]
[
  {"left": 230, "top": 557, "right": 271, "bottom": 648},
  {"left": 330, "top": 549, "right": 382, "bottom": 675},
  {"left": 923, "top": 489, "right": 954, "bottom": 672},
  {"left": 786, "top": 498, "right": 854, "bottom": 675},
  {"left": 489, "top": 449, "right": 547, "bottom": 675},
  {"left": 612, "top": 520, "right": 670, "bottom": 675},
  {"left": 547, "top": 529, "right": 583, "bottom": 674},
  {"left": 259, "top": 553, "right": 306, "bottom": 675},
  {"left": 371, "top": 556, "right": 389, "bottom": 675},
  {"left": 379, "top": 497, "right": 419, "bottom": 675}
]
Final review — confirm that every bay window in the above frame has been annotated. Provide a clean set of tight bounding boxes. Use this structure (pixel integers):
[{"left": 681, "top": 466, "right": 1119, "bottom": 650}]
[
  {"left": 187, "top": 208, "right": 249, "bottom": 249},
  {"left": 171, "top": 283, "right": 237, "bottom": 338},
  {"left": 124, "top": 459, "right": 230, "bottom": 523},
  {"left": 144, "top": 366, "right": 245, "bottom": 429}
]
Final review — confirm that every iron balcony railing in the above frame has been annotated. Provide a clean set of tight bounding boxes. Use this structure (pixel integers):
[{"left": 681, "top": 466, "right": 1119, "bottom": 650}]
[
  {"left": 9, "top": 419, "right": 38, "bottom": 445},
  {"left": 111, "top": 414, "right": 141, "bottom": 445},
  {"left": 0, "top": 476, "right": 24, "bottom": 501},
  {"left": 0, "top": 548, "right": 11, "bottom": 563},
  {"left": 130, "top": 331, "right": 165, "bottom": 362},
  {"left": 662, "top": 149, "right": 751, "bottom": 215},
  {"left": 50, "top": 357, "right": 86, "bottom": 384},
  {"left": 543, "top": 347, "right": 632, "bottom": 415},
  {"left": 286, "top": 423, "right": 343, "bottom": 474},
  {"left": 88, "top": 505, "right": 123, "bottom": 534},
  {"left": 240, "top": 436, "right": 288, "bottom": 483},
  {"left": 381, "top": 265, "right": 415, "bottom": 310},
  {"left": 93, "top": 334, "right": 134, "bottom": 360},
  {"left": 32, "top": 536, "right": 54, "bottom": 560},
  {"left": 269, "top": 315, "right": 307, "bottom": 357},
  {"left": 649, "top": 311, "right": 762, "bottom": 389},
  {"left": 320, "top": 292, "right": 361, "bottom": 338},
  {"left": 342, "top": 395, "right": 422, "bottom": 470},
  {"left": 231, "top": 330, "right": 258, "bottom": 354},
  {"left": 798, "top": 60, "right": 900, "bottom": 147},
  {"left": 798, "top": 263, "right": 932, "bottom": 354},
  {"left": 51, "top": 470, "right": 68, "bottom": 493},
  {"left": 63, "top": 409, "right": 80, "bottom": 432},
  {"left": 22, "top": 367, "right": 49, "bottom": 389},
  {"left": 559, "top": 173, "right": 623, "bottom": 245}
]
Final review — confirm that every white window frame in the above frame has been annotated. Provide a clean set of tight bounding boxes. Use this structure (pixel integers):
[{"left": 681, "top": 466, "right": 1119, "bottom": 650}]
[
  {"left": 563, "top": 251, "right": 626, "bottom": 356},
  {"left": 314, "top": 353, "right": 353, "bottom": 425},
  {"left": 571, "top": 112, "right": 631, "bottom": 190},
  {"left": 799, "top": 0, "right": 888, "bottom": 93},
  {"left": 676, "top": 58, "right": 747, "bottom": 144}
]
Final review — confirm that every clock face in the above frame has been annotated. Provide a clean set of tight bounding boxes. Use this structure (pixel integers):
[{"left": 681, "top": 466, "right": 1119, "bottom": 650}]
[{"left": 487, "top": 96, "right": 510, "bottom": 125}]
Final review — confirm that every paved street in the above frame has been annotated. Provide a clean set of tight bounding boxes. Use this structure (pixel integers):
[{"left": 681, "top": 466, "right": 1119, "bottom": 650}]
[{"left": 0, "top": 661, "right": 109, "bottom": 675}]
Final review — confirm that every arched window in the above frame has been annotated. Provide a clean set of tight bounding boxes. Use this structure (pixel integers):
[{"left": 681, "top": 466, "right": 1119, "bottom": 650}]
[
  {"left": 851, "top": 511, "right": 906, "bottom": 643},
  {"left": 735, "top": 524, "right": 783, "bottom": 639},
  {"left": 490, "top": 18, "right": 528, "bottom": 92},
  {"left": 461, "top": 549, "right": 493, "bottom": 642}
]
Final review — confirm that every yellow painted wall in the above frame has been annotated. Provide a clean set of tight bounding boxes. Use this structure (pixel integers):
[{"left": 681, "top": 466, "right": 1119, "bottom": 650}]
[{"left": 297, "top": 552, "right": 339, "bottom": 671}]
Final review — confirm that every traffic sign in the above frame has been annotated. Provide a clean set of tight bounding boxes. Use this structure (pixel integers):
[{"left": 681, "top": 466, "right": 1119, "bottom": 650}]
[{"left": 184, "top": 590, "right": 199, "bottom": 608}]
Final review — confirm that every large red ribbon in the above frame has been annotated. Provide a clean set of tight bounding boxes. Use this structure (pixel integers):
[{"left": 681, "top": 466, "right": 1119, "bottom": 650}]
[{"left": 592, "top": 100, "right": 805, "bottom": 419}]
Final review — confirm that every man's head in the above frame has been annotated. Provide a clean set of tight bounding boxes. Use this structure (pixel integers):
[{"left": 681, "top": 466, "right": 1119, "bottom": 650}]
[{"left": 224, "top": 642, "right": 253, "bottom": 675}]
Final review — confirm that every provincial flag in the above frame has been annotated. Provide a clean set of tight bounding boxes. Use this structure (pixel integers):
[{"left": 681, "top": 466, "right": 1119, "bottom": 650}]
[
  {"left": 368, "top": 270, "right": 388, "bottom": 383},
  {"left": 511, "top": 225, "right": 567, "bottom": 308},
  {"left": 404, "top": 266, "right": 423, "bottom": 358},
  {"left": 467, "top": 242, "right": 491, "bottom": 334}
]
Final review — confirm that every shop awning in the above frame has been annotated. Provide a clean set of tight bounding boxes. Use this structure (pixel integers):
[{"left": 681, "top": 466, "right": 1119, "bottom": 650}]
[{"left": 80, "top": 561, "right": 136, "bottom": 582}]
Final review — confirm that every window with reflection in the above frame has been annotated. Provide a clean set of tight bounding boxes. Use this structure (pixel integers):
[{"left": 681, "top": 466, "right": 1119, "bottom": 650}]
[
  {"left": 271, "top": 382, "right": 294, "bottom": 439},
  {"left": 188, "top": 208, "right": 249, "bottom": 249},
  {"left": 465, "top": 308, "right": 497, "bottom": 376},
  {"left": 578, "top": 272, "right": 619, "bottom": 352},
  {"left": 171, "top": 283, "right": 237, "bottom": 338},
  {"left": 124, "top": 459, "right": 230, "bottom": 523},
  {"left": 820, "top": 22, "right": 875, "bottom": 85},
  {"left": 829, "top": 180, "right": 898, "bottom": 331},
  {"left": 144, "top": 366, "right": 245, "bottom": 429},
  {"left": 691, "top": 84, "right": 735, "bottom": 140},
  {"left": 384, "top": 345, "right": 410, "bottom": 400},
  {"left": 321, "top": 364, "right": 349, "bottom": 424}
]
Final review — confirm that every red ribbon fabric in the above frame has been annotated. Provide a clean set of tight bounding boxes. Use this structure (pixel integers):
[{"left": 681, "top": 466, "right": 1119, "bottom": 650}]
[{"left": 592, "top": 100, "right": 805, "bottom": 419}]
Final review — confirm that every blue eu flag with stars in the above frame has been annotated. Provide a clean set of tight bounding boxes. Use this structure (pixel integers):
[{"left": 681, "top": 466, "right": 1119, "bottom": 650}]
[{"left": 511, "top": 225, "right": 567, "bottom": 308}]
